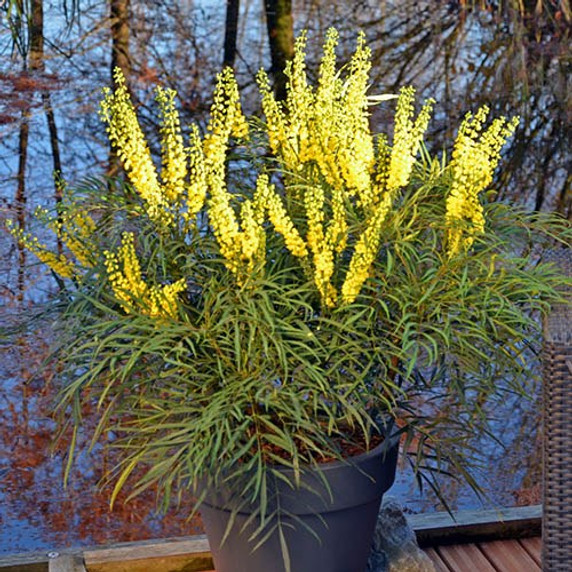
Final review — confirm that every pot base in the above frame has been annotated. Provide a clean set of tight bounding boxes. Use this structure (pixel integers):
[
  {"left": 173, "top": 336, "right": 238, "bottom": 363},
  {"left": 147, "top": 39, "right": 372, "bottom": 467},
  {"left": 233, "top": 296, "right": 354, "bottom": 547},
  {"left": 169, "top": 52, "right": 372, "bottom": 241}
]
[{"left": 201, "top": 439, "right": 399, "bottom": 572}]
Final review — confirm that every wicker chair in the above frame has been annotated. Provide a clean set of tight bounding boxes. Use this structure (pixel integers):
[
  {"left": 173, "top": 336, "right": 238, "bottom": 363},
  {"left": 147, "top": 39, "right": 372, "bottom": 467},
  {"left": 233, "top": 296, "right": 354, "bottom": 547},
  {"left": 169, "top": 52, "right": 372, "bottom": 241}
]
[{"left": 542, "top": 248, "right": 571, "bottom": 571}]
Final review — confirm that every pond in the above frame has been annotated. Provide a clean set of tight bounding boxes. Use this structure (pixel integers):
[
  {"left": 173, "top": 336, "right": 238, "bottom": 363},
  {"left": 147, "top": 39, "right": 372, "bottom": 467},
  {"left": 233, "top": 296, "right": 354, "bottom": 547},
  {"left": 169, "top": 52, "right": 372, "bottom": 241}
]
[{"left": 0, "top": 0, "right": 569, "bottom": 556}]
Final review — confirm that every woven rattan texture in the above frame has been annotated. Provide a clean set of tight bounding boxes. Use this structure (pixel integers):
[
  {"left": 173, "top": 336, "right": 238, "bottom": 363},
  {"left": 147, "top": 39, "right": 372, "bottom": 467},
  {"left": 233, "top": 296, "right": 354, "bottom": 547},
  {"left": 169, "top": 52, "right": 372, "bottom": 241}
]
[{"left": 542, "top": 248, "right": 571, "bottom": 571}]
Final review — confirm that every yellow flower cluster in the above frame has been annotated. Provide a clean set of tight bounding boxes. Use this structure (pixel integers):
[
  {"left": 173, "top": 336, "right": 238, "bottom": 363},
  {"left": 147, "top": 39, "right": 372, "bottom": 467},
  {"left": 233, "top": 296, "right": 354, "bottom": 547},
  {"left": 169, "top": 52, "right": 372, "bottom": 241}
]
[
  {"left": 446, "top": 107, "right": 519, "bottom": 257},
  {"left": 202, "top": 69, "right": 267, "bottom": 283},
  {"left": 156, "top": 86, "right": 187, "bottom": 203},
  {"left": 204, "top": 67, "right": 249, "bottom": 160},
  {"left": 258, "top": 29, "right": 375, "bottom": 196},
  {"left": 7, "top": 202, "right": 96, "bottom": 279},
  {"left": 386, "top": 87, "right": 434, "bottom": 193},
  {"left": 254, "top": 175, "right": 308, "bottom": 258},
  {"left": 100, "top": 70, "right": 168, "bottom": 226},
  {"left": 7, "top": 220, "right": 76, "bottom": 279},
  {"left": 12, "top": 31, "right": 521, "bottom": 318},
  {"left": 303, "top": 184, "right": 337, "bottom": 306},
  {"left": 335, "top": 32, "right": 375, "bottom": 196},
  {"left": 101, "top": 69, "right": 218, "bottom": 230},
  {"left": 185, "top": 124, "right": 208, "bottom": 222},
  {"left": 104, "top": 232, "right": 185, "bottom": 318},
  {"left": 341, "top": 193, "right": 392, "bottom": 303},
  {"left": 48, "top": 202, "right": 96, "bottom": 268},
  {"left": 257, "top": 31, "right": 435, "bottom": 307}
]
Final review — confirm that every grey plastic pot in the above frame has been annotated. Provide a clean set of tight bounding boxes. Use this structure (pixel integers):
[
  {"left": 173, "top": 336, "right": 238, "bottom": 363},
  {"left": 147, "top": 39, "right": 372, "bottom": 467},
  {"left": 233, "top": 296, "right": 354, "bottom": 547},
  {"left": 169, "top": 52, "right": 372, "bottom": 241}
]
[{"left": 199, "top": 437, "right": 399, "bottom": 572}]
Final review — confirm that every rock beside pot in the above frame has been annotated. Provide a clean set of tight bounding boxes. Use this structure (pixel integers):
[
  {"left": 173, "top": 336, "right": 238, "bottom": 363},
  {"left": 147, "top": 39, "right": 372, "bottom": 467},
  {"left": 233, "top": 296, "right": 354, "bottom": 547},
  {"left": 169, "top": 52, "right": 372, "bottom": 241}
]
[{"left": 367, "top": 497, "right": 435, "bottom": 572}]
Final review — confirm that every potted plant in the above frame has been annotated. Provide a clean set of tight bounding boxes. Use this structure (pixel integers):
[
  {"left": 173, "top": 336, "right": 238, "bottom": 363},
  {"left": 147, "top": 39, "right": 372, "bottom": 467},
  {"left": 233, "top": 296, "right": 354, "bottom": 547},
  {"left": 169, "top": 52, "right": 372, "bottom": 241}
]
[{"left": 9, "top": 29, "right": 569, "bottom": 572}]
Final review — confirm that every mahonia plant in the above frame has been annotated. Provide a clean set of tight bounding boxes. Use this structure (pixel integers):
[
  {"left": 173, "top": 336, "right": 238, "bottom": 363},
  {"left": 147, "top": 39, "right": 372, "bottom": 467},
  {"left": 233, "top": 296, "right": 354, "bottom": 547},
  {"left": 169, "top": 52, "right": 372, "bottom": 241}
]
[{"left": 10, "top": 28, "right": 519, "bottom": 314}]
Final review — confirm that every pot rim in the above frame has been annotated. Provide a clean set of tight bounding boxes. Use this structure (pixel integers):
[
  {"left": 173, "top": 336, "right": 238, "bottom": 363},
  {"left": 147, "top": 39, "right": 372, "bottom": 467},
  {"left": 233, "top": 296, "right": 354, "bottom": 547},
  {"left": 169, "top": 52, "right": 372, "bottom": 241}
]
[{"left": 275, "top": 431, "right": 400, "bottom": 475}]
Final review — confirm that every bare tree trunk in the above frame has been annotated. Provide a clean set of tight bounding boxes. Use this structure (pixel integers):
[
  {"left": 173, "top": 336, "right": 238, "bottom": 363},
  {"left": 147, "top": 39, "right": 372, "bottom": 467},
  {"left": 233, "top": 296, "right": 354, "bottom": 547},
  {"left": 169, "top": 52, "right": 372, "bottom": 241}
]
[
  {"left": 15, "top": 111, "right": 30, "bottom": 301},
  {"left": 14, "top": 0, "right": 43, "bottom": 300},
  {"left": 110, "top": 0, "right": 131, "bottom": 79},
  {"left": 223, "top": 0, "right": 240, "bottom": 68},
  {"left": 264, "top": 0, "right": 293, "bottom": 101},
  {"left": 30, "top": 0, "right": 64, "bottom": 250},
  {"left": 42, "top": 97, "right": 63, "bottom": 203},
  {"left": 109, "top": 0, "right": 131, "bottom": 177}
]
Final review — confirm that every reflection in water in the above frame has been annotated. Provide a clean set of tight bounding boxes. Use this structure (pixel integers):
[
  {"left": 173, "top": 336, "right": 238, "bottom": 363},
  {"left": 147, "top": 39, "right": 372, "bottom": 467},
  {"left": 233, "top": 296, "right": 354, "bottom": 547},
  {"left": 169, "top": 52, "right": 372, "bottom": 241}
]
[
  {"left": 0, "top": 327, "right": 201, "bottom": 553},
  {"left": 0, "top": 0, "right": 569, "bottom": 555}
]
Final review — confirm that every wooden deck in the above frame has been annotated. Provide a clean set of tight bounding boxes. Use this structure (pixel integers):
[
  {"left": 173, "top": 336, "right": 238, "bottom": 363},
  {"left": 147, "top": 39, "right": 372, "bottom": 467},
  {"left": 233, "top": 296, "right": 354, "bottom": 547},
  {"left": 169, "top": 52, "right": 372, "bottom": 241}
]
[
  {"left": 195, "top": 537, "right": 543, "bottom": 572},
  {"left": 0, "top": 505, "right": 544, "bottom": 572},
  {"left": 425, "top": 537, "right": 542, "bottom": 571},
  {"left": 0, "top": 537, "right": 544, "bottom": 572},
  {"left": 182, "top": 538, "right": 544, "bottom": 572}
]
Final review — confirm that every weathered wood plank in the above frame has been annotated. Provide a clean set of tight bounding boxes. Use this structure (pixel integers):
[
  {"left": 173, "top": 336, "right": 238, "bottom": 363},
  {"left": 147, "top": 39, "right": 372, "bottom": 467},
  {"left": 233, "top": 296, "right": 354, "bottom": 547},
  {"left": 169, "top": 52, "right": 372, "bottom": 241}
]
[
  {"left": 83, "top": 536, "right": 212, "bottom": 572},
  {"left": 423, "top": 547, "right": 451, "bottom": 572},
  {"left": 435, "top": 543, "right": 497, "bottom": 571},
  {"left": 0, "top": 564, "right": 47, "bottom": 572},
  {"left": 0, "top": 550, "right": 49, "bottom": 572},
  {"left": 48, "top": 555, "right": 86, "bottom": 572},
  {"left": 479, "top": 539, "right": 542, "bottom": 571},
  {"left": 519, "top": 536, "right": 542, "bottom": 566},
  {"left": 83, "top": 535, "right": 209, "bottom": 564},
  {"left": 85, "top": 553, "right": 213, "bottom": 572},
  {"left": 409, "top": 504, "right": 541, "bottom": 546}
]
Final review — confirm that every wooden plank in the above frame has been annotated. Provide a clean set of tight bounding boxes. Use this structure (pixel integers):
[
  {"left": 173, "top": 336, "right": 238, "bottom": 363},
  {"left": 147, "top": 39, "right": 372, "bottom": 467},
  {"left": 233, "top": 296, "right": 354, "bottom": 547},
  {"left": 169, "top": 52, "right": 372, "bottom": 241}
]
[
  {"left": 478, "top": 539, "right": 542, "bottom": 571},
  {"left": 408, "top": 505, "right": 542, "bottom": 546},
  {"left": 519, "top": 537, "right": 542, "bottom": 566},
  {"left": 84, "top": 536, "right": 209, "bottom": 564},
  {"left": 85, "top": 553, "right": 213, "bottom": 572},
  {"left": 83, "top": 536, "right": 213, "bottom": 572},
  {"left": 0, "top": 564, "right": 47, "bottom": 572},
  {"left": 48, "top": 555, "right": 86, "bottom": 572},
  {"left": 436, "top": 543, "right": 497, "bottom": 571},
  {"left": 423, "top": 547, "right": 452, "bottom": 572},
  {"left": 0, "top": 551, "right": 49, "bottom": 572}
]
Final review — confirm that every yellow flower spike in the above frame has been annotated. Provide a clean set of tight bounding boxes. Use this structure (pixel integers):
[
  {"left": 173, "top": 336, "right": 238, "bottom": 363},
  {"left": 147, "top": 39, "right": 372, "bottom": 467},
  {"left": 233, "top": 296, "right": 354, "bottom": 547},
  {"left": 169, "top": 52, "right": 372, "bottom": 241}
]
[
  {"left": 202, "top": 69, "right": 253, "bottom": 277},
  {"left": 239, "top": 199, "right": 264, "bottom": 263},
  {"left": 206, "top": 161, "right": 249, "bottom": 279},
  {"left": 303, "top": 185, "right": 326, "bottom": 253},
  {"left": 257, "top": 69, "right": 290, "bottom": 159},
  {"left": 40, "top": 203, "right": 95, "bottom": 269},
  {"left": 313, "top": 246, "right": 337, "bottom": 308},
  {"left": 342, "top": 192, "right": 393, "bottom": 304},
  {"left": 105, "top": 232, "right": 184, "bottom": 318},
  {"left": 185, "top": 124, "right": 208, "bottom": 219},
  {"left": 156, "top": 86, "right": 187, "bottom": 203},
  {"left": 358, "top": 134, "right": 390, "bottom": 213},
  {"left": 208, "top": 185, "right": 242, "bottom": 271},
  {"left": 100, "top": 69, "right": 171, "bottom": 227},
  {"left": 303, "top": 184, "right": 337, "bottom": 306},
  {"left": 156, "top": 278, "right": 186, "bottom": 318},
  {"left": 117, "top": 232, "right": 147, "bottom": 299},
  {"left": 205, "top": 67, "right": 248, "bottom": 151},
  {"left": 310, "top": 29, "right": 347, "bottom": 188},
  {"left": 338, "top": 32, "right": 375, "bottom": 195},
  {"left": 56, "top": 205, "right": 97, "bottom": 268},
  {"left": 284, "top": 31, "right": 315, "bottom": 161},
  {"left": 315, "top": 28, "right": 339, "bottom": 113},
  {"left": 7, "top": 220, "right": 76, "bottom": 279},
  {"left": 445, "top": 109, "right": 519, "bottom": 257},
  {"left": 325, "top": 186, "right": 348, "bottom": 254},
  {"left": 254, "top": 175, "right": 308, "bottom": 258},
  {"left": 386, "top": 87, "right": 434, "bottom": 193}
]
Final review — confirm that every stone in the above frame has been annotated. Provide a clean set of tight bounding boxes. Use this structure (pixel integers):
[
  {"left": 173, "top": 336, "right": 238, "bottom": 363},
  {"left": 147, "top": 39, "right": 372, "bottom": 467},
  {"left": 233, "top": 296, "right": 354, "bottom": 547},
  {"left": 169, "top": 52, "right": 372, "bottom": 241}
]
[{"left": 367, "top": 497, "right": 436, "bottom": 572}]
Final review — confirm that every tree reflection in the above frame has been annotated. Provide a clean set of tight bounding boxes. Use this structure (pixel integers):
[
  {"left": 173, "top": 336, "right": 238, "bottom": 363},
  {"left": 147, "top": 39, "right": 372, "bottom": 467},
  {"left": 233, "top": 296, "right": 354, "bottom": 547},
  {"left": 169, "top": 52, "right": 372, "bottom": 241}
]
[{"left": 0, "top": 327, "right": 201, "bottom": 553}]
